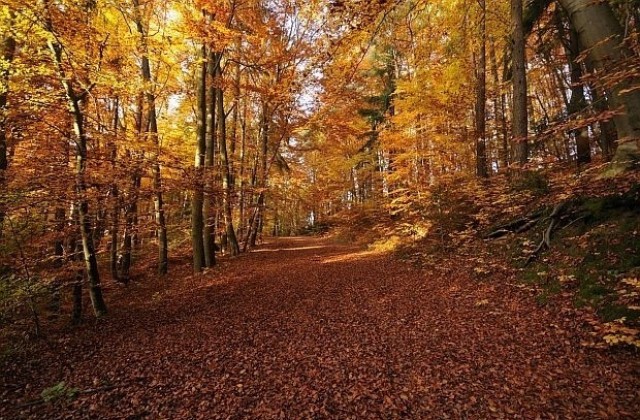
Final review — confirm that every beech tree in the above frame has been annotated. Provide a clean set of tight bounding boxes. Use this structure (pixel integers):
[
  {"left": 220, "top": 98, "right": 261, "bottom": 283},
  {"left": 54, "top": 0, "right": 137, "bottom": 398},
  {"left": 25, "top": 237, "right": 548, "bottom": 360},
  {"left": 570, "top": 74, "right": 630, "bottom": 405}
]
[
  {"left": 42, "top": 0, "right": 107, "bottom": 317},
  {"left": 557, "top": 0, "right": 640, "bottom": 168},
  {"left": 0, "top": 0, "right": 638, "bottom": 325}
]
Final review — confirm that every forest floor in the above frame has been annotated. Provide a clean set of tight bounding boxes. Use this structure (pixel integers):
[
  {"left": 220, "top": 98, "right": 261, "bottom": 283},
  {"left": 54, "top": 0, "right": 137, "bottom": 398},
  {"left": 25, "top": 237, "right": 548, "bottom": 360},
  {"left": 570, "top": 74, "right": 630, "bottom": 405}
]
[{"left": 1, "top": 236, "right": 639, "bottom": 419}]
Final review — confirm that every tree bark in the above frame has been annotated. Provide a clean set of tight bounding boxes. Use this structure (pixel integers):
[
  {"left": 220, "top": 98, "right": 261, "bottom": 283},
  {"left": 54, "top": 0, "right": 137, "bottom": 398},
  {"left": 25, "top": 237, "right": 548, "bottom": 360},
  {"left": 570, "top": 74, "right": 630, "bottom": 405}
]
[
  {"left": 192, "top": 43, "right": 207, "bottom": 272},
  {"left": 238, "top": 96, "right": 247, "bottom": 240},
  {"left": 203, "top": 47, "right": 217, "bottom": 267},
  {"left": 119, "top": 93, "right": 144, "bottom": 282},
  {"left": 133, "top": 0, "right": 168, "bottom": 275},
  {"left": 246, "top": 102, "right": 269, "bottom": 250},
  {"left": 558, "top": 0, "right": 640, "bottom": 168},
  {"left": 0, "top": 25, "right": 15, "bottom": 238},
  {"left": 489, "top": 38, "right": 509, "bottom": 170},
  {"left": 45, "top": 24, "right": 107, "bottom": 317},
  {"left": 216, "top": 65, "right": 240, "bottom": 255},
  {"left": 512, "top": 0, "right": 529, "bottom": 164},
  {"left": 109, "top": 99, "right": 120, "bottom": 281},
  {"left": 475, "top": 0, "right": 489, "bottom": 177},
  {"left": 565, "top": 20, "right": 590, "bottom": 165}
]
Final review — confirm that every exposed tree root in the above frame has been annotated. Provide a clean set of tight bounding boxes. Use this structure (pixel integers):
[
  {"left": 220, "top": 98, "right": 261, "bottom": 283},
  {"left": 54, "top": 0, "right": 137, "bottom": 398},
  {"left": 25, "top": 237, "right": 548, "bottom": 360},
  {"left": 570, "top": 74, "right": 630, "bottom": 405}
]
[
  {"left": 525, "top": 201, "right": 568, "bottom": 266},
  {"left": 484, "top": 209, "right": 544, "bottom": 239}
]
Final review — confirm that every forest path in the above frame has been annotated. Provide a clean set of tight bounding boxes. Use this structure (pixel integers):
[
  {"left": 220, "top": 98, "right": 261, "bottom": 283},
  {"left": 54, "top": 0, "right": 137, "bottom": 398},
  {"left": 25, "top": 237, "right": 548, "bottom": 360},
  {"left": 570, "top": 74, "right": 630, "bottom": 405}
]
[{"left": 3, "top": 236, "right": 639, "bottom": 418}]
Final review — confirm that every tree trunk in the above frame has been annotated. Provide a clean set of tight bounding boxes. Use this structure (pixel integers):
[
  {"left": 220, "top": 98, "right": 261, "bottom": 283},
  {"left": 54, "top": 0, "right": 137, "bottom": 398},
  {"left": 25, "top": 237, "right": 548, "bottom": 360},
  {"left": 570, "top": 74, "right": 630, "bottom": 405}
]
[
  {"left": 245, "top": 102, "right": 269, "bottom": 251},
  {"left": 133, "top": 0, "right": 168, "bottom": 275},
  {"left": 45, "top": 10, "right": 107, "bottom": 316},
  {"left": 566, "top": 21, "right": 591, "bottom": 165},
  {"left": 119, "top": 93, "right": 144, "bottom": 282},
  {"left": 590, "top": 83, "right": 617, "bottom": 160},
  {"left": 216, "top": 65, "right": 240, "bottom": 256},
  {"left": 558, "top": 0, "right": 640, "bottom": 168},
  {"left": 192, "top": 44, "right": 207, "bottom": 272},
  {"left": 512, "top": 0, "right": 529, "bottom": 164},
  {"left": 489, "top": 38, "right": 509, "bottom": 170},
  {"left": 475, "top": 0, "right": 489, "bottom": 177},
  {"left": 203, "top": 47, "right": 217, "bottom": 267},
  {"left": 109, "top": 100, "right": 120, "bottom": 281},
  {"left": 238, "top": 96, "right": 247, "bottom": 240},
  {"left": 0, "top": 26, "right": 15, "bottom": 238},
  {"left": 119, "top": 163, "right": 138, "bottom": 283}
]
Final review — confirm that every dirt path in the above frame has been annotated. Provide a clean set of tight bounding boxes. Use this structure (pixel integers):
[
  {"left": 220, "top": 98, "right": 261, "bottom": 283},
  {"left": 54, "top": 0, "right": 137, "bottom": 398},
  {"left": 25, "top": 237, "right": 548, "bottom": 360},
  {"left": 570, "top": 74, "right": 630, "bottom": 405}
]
[{"left": 2, "top": 237, "right": 639, "bottom": 419}]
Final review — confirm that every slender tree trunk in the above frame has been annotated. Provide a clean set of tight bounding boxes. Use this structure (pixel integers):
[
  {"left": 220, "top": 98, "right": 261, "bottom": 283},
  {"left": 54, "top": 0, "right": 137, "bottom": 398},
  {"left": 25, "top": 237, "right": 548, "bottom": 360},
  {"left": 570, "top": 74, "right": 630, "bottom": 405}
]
[
  {"left": 245, "top": 103, "right": 269, "bottom": 250},
  {"left": 133, "top": 0, "right": 168, "bottom": 275},
  {"left": 203, "top": 48, "right": 217, "bottom": 267},
  {"left": 475, "top": 0, "right": 489, "bottom": 177},
  {"left": 192, "top": 44, "right": 207, "bottom": 272},
  {"left": 0, "top": 28, "right": 15, "bottom": 238},
  {"left": 489, "top": 38, "right": 509, "bottom": 169},
  {"left": 566, "top": 23, "right": 590, "bottom": 164},
  {"left": 45, "top": 7, "right": 107, "bottom": 316},
  {"left": 120, "top": 93, "right": 144, "bottom": 282},
  {"left": 230, "top": 60, "right": 241, "bottom": 172},
  {"left": 216, "top": 65, "right": 240, "bottom": 256},
  {"left": 512, "top": 0, "right": 529, "bottom": 164},
  {"left": 109, "top": 99, "right": 120, "bottom": 281},
  {"left": 238, "top": 97, "right": 247, "bottom": 240},
  {"left": 250, "top": 103, "right": 269, "bottom": 248},
  {"left": 119, "top": 162, "right": 138, "bottom": 283}
]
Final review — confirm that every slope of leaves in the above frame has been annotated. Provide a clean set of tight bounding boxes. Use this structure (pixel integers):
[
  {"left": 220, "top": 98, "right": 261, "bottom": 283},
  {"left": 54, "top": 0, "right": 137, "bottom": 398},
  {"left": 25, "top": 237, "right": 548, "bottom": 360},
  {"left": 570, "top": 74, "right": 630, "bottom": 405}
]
[{"left": 386, "top": 162, "right": 640, "bottom": 350}]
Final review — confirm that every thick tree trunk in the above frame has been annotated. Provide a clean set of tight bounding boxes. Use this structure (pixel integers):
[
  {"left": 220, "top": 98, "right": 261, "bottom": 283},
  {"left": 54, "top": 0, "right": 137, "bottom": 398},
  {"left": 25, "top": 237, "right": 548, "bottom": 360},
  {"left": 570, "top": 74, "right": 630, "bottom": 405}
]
[
  {"left": 512, "top": 0, "right": 529, "bottom": 164},
  {"left": 231, "top": 60, "right": 241, "bottom": 165},
  {"left": 192, "top": 44, "right": 207, "bottom": 272},
  {"left": 67, "top": 204, "right": 83, "bottom": 323},
  {"left": 558, "top": 0, "right": 640, "bottom": 168}
]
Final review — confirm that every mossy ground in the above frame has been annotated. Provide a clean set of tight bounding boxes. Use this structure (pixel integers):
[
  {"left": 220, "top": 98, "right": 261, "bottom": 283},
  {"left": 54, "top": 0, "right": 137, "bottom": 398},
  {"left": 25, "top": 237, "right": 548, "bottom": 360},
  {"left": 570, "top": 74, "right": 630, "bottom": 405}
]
[{"left": 518, "top": 192, "right": 640, "bottom": 326}]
